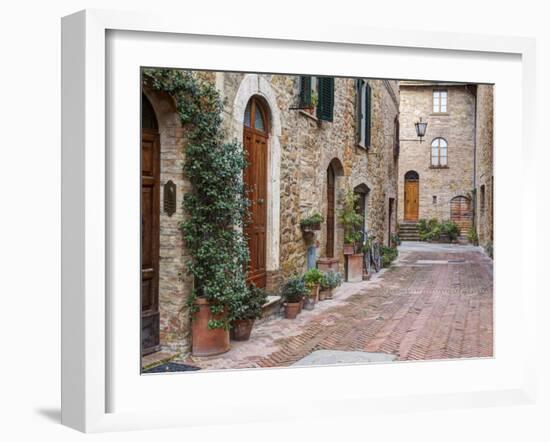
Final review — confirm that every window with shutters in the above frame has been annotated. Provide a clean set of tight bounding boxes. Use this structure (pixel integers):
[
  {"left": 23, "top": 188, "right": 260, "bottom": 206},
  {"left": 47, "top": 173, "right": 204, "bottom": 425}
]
[
  {"left": 356, "top": 79, "right": 372, "bottom": 148},
  {"left": 430, "top": 137, "right": 448, "bottom": 167},
  {"left": 433, "top": 90, "right": 448, "bottom": 113},
  {"left": 299, "top": 75, "right": 334, "bottom": 122}
]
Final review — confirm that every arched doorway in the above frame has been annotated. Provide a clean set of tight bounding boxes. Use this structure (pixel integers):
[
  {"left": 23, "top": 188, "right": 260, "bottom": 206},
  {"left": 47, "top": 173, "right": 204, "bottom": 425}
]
[
  {"left": 141, "top": 93, "right": 160, "bottom": 355},
  {"left": 326, "top": 158, "right": 344, "bottom": 258},
  {"left": 450, "top": 196, "right": 472, "bottom": 235},
  {"left": 353, "top": 183, "right": 370, "bottom": 239},
  {"left": 404, "top": 170, "right": 419, "bottom": 221},
  {"left": 243, "top": 96, "right": 269, "bottom": 288}
]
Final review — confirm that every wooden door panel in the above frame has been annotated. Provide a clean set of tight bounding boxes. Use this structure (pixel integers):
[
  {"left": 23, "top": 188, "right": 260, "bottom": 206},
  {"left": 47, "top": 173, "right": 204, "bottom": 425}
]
[
  {"left": 244, "top": 126, "right": 267, "bottom": 288},
  {"left": 141, "top": 128, "right": 160, "bottom": 355},
  {"left": 326, "top": 166, "right": 335, "bottom": 258},
  {"left": 404, "top": 180, "right": 419, "bottom": 221},
  {"left": 451, "top": 197, "right": 471, "bottom": 234}
]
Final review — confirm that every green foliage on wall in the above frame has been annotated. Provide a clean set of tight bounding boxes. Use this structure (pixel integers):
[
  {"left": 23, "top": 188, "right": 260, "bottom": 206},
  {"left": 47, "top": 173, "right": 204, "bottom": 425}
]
[{"left": 142, "top": 69, "right": 250, "bottom": 329}]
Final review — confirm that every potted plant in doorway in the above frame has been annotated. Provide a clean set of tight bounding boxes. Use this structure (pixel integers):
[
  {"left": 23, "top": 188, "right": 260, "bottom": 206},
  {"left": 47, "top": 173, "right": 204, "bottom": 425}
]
[
  {"left": 339, "top": 191, "right": 364, "bottom": 281},
  {"left": 339, "top": 191, "right": 363, "bottom": 255},
  {"left": 229, "top": 284, "right": 268, "bottom": 341},
  {"left": 282, "top": 276, "right": 308, "bottom": 319}
]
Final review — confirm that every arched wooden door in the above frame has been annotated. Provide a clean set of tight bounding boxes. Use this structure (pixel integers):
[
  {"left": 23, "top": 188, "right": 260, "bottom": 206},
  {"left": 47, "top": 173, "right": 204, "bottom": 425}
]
[
  {"left": 404, "top": 171, "right": 419, "bottom": 221},
  {"left": 141, "top": 94, "right": 160, "bottom": 355},
  {"left": 326, "top": 163, "right": 336, "bottom": 258},
  {"left": 450, "top": 196, "right": 472, "bottom": 235},
  {"left": 243, "top": 97, "right": 269, "bottom": 288}
]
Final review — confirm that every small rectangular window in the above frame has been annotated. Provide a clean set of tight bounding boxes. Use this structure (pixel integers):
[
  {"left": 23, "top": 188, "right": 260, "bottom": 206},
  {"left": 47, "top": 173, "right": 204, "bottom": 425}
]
[
  {"left": 433, "top": 90, "right": 448, "bottom": 113},
  {"left": 433, "top": 195, "right": 437, "bottom": 204},
  {"left": 480, "top": 184, "right": 486, "bottom": 212}
]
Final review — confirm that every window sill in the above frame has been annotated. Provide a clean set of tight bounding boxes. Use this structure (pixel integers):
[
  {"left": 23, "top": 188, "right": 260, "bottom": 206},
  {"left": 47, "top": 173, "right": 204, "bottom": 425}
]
[
  {"left": 429, "top": 165, "right": 449, "bottom": 169},
  {"left": 299, "top": 109, "right": 319, "bottom": 122},
  {"left": 430, "top": 112, "right": 450, "bottom": 117},
  {"left": 356, "top": 143, "right": 369, "bottom": 151}
]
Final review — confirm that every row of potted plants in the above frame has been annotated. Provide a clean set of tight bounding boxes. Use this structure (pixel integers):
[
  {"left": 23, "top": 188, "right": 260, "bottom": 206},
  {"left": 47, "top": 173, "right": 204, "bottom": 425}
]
[{"left": 281, "top": 269, "right": 343, "bottom": 319}]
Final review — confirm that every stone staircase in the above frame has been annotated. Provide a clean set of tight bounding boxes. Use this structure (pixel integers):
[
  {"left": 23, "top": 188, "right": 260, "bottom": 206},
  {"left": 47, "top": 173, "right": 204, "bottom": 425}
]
[{"left": 398, "top": 222, "right": 420, "bottom": 241}]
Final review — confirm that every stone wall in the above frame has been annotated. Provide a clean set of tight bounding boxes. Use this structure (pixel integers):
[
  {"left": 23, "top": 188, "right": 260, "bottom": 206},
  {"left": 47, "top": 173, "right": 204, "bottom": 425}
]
[
  {"left": 474, "top": 85, "right": 494, "bottom": 247},
  {"left": 398, "top": 83, "right": 475, "bottom": 224}
]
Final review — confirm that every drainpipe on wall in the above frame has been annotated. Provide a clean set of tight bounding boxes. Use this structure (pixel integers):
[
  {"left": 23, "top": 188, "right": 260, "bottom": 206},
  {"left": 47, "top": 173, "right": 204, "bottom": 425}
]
[{"left": 470, "top": 85, "right": 478, "bottom": 232}]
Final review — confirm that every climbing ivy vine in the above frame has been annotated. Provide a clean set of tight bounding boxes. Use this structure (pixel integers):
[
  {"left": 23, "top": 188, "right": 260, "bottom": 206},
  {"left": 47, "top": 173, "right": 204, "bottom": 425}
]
[{"left": 142, "top": 68, "right": 250, "bottom": 329}]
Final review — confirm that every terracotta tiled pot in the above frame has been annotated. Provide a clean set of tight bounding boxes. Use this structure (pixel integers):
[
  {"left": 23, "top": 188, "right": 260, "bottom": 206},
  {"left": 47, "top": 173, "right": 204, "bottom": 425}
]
[{"left": 191, "top": 298, "right": 230, "bottom": 356}]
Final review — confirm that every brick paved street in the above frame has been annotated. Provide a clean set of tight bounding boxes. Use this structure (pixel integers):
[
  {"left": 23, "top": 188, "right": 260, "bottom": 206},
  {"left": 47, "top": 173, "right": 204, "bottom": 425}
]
[{"left": 178, "top": 242, "right": 493, "bottom": 370}]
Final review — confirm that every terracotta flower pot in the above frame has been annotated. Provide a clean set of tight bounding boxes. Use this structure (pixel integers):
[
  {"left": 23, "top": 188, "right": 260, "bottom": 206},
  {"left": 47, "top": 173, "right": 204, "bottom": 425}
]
[
  {"left": 346, "top": 253, "right": 364, "bottom": 282},
  {"left": 319, "top": 288, "right": 330, "bottom": 301},
  {"left": 191, "top": 298, "right": 230, "bottom": 357},
  {"left": 285, "top": 302, "right": 301, "bottom": 319},
  {"left": 304, "top": 296, "right": 315, "bottom": 311},
  {"left": 343, "top": 243, "right": 355, "bottom": 255},
  {"left": 231, "top": 319, "right": 255, "bottom": 341},
  {"left": 309, "top": 284, "right": 320, "bottom": 303}
]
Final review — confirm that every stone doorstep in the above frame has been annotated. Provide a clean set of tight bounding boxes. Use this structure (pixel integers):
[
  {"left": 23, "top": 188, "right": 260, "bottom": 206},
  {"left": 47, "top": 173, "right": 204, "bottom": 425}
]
[
  {"left": 257, "top": 295, "right": 282, "bottom": 324},
  {"left": 141, "top": 350, "right": 179, "bottom": 370}
]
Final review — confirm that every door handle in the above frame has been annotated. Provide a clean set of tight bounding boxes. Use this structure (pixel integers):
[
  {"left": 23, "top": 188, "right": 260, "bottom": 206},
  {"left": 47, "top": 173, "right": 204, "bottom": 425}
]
[{"left": 257, "top": 198, "right": 264, "bottom": 205}]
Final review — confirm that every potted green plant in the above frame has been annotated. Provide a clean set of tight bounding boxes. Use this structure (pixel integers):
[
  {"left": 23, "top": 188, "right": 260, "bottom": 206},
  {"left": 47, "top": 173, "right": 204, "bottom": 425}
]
[
  {"left": 339, "top": 191, "right": 363, "bottom": 255},
  {"left": 303, "top": 267, "right": 323, "bottom": 309},
  {"left": 230, "top": 285, "right": 268, "bottom": 341},
  {"left": 282, "top": 276, "right": 308, "bottom": 319},
  {"left": 319, "top": 271, "right": 335, "bottom": 301},
  {"left": 300, "top": 212, "right": 324, "bottom": 234}
]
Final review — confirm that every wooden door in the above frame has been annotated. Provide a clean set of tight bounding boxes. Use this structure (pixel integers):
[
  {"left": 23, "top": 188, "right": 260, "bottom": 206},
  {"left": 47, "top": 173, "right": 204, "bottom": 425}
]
[
  {"left": 141, "top": 128, "right": 160, "bottom": 355},
  {"left": 243, "top": 98, "right": 268, "bottom": 288},
  {"left": 404, "top": 180, "right": 419, "bottom": 221},
  {"left": 450, "top": 196, "right": 471, "bottom": 235},
  {"left": 326, "top": 165, "right": 336, "bottom": 257}
]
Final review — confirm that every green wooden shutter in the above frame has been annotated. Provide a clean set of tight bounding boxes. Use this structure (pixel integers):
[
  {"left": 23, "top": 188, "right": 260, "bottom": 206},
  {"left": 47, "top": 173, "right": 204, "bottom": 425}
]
[
  {"left": 356, "top": 79, "right": 363, "bottom": 144},
  {"left": 317, "top": 77, "right": 334, "bottom": 122},
  {"left": 365, "top": 82, "right": 372, "bottom": 147},
  {"left": 299, "top": 76, "right": 312, "bottom": 108}
]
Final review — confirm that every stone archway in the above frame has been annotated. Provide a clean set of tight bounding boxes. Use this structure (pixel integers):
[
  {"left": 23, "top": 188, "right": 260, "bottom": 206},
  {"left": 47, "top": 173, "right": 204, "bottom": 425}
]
[{"left": 232, "top": 75, "right": 282, "bottom": 281}]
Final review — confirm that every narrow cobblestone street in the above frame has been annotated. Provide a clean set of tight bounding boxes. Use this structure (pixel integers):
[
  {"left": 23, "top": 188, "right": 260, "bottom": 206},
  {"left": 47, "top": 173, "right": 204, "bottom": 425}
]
[{"left": 178, "top": 242, "right": 493, "bottom": 370}]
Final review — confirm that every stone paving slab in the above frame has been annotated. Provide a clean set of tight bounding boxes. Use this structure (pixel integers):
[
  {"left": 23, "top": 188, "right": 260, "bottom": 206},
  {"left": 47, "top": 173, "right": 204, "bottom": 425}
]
[
  {"left": 177, "top": 242, "right": 493, "bottom": 370},
  {"left": 291, "top": 350, "right": 396, "bottom": 366}
]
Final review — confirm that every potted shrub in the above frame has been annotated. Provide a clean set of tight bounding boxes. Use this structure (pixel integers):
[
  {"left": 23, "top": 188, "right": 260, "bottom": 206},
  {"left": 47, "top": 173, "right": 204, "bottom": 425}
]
[
  {"left": 230, "top": 285, "right": 268, "bottom": 341},
  {"left": 318, "top": 272, "right": 331, "bottom": 301},
  {"left": 327, "top": 271, "right": 341, "bottom": 298},
  {"left": 339, "top": 191, "right": 363, "bottom": 255},
  {"left": 303, "top": 268, "right": 323, "bottom": 310},
  {"left": 300, "top": 212, "right": 324, "bottom": 234},
  {"left": 282, "top": 276, "right": 308, "bottom": 319}
]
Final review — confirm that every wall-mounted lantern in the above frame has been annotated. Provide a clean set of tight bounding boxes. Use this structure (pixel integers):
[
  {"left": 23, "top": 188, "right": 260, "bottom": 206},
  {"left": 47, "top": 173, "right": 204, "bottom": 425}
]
[{"left": 414, "top": 117, "right": 428, "bottom": 142}]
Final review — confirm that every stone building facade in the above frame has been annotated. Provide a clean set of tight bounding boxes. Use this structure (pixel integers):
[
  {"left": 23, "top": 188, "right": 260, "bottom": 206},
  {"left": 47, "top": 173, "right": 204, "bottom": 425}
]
[
  {"left": 142, "top": 71, "right": 399, "bottom": 356},
  {"left": 474, "top": 85, "right": 494, "bottom": 248},
  {"left": 398, "top": 82, "right": 476, "bottom": 232},
  {"left": 397, "top": 81, "right": 494, "bottom": 242}
]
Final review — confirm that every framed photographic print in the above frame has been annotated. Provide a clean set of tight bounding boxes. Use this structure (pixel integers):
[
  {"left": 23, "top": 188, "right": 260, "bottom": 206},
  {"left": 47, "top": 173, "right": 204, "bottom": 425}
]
[{"left": 61, "top": 9, "right": 537, "bottom": 433}]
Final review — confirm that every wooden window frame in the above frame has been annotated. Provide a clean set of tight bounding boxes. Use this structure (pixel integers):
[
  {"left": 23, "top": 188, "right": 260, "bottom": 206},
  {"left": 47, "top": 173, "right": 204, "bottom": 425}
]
[
  {"left": 433, "top": 89, "right": 448, "bottom": 113},
  {"left": 430, "top": 137, "right": 448, "bottom": 168}
]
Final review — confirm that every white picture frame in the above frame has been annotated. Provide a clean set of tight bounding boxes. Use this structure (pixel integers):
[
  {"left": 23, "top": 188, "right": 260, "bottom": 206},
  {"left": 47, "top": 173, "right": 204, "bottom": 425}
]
[{"left": 61, "top": 9, "right": 537, "bottom": 433}]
